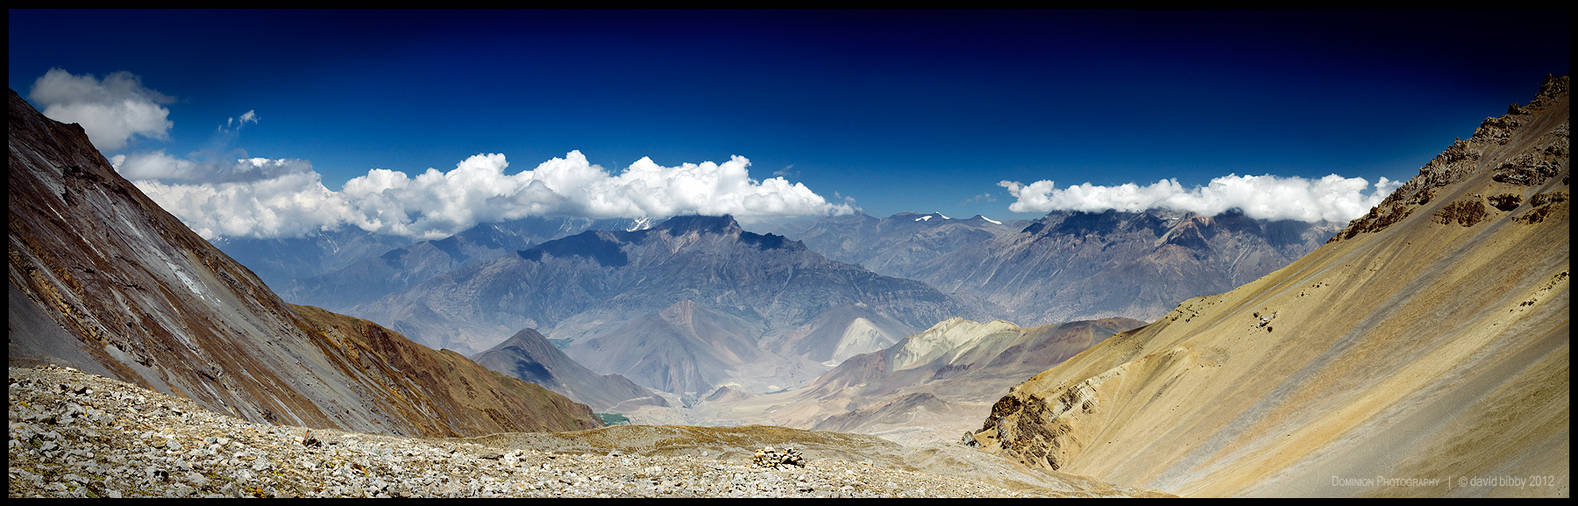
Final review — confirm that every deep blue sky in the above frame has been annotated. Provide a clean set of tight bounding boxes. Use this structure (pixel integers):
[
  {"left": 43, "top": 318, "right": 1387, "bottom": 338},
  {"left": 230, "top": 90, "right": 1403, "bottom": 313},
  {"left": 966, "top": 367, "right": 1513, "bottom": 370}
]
[{"left": 8, "top": 9, "right": 1571, "bottom": 220}]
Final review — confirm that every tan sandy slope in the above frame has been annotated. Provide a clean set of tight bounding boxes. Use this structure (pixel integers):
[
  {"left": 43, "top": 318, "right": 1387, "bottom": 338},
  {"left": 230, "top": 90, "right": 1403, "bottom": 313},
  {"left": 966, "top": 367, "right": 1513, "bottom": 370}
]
[{"left": 969, "top": 75, "right": 1570, "bottom": 497}]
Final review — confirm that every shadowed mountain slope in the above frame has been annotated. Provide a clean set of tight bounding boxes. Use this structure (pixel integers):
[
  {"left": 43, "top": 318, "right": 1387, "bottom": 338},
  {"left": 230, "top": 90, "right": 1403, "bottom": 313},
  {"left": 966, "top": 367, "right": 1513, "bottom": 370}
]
[{"left": 471, "top": 327, "right": 667, "bottom": 412}]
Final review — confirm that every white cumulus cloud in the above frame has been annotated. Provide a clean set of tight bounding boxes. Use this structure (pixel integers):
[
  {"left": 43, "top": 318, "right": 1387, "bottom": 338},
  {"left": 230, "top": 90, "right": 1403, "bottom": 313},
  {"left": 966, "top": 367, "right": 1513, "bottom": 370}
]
[
  {"left": 28, "top": 68, "right": 174, "bottom": 152},
  {"left": 133, "top": 171, "right": 352, "bottom": 240},
  {"left": 131, "top": 150, "right": 856, "bottom": 240},
  {"left": 998, "top": 173, "right": 1402, "bottom": 223}
]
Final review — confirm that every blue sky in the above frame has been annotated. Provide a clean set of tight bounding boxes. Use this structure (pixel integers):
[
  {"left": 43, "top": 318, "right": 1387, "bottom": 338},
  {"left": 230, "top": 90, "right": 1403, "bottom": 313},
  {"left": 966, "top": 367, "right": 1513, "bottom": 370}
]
[{"left": 8, "top": 9, "right": 1571, "bottom": 234}]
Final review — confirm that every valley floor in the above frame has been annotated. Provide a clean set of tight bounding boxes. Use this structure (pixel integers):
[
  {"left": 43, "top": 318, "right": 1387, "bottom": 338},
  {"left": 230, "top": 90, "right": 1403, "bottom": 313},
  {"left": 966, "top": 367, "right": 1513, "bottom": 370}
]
[{"left": 7, "top": 365, "right": 1162, "bottom": 498}]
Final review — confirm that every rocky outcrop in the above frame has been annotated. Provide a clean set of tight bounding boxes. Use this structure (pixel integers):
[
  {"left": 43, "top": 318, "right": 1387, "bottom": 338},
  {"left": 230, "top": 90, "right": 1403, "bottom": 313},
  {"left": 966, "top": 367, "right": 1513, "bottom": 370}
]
[
  {"left": 1335, "top": 74, "right": 1570, "bottom": 241},
  {"left": 1515, "top": 190, "right": 1568, "bottom": 224},
  {"left": 7, "top": 89, "right": 600, "bottom": 437},
  {"left": 1432, "top": 199, "right": 1489, "bottom": 227},
  {"left": 751, "top": 446, "right": 806, "bottom": 469}
]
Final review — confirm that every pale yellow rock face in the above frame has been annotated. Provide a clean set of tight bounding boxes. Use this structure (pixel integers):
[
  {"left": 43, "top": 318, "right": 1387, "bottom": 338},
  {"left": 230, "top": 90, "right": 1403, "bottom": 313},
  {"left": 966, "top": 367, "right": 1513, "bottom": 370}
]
[{"left": 972, "top": 76, "right": 1570, "bottom": 498}]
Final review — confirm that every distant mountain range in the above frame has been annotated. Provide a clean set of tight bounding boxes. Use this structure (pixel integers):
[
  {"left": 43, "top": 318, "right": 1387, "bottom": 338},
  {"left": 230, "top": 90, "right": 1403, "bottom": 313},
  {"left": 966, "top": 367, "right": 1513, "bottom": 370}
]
[
  {"left": 767, "top": 212, "right": 1025, "bottom": 281},
  {"left": 352, "top": 214, "right": 990, "bottom": 395},
  {"left": 213, "top": 216, "right": 643, "bottom": 311},
  {"left": 199, "top": 176, "right": 1342, "bottom": 409},
  {"left": 7, "top": 89, "right": 601, "bottom": 437},
  {"left": 774, "top": 208, "right": 1341, "bottom": 326}
]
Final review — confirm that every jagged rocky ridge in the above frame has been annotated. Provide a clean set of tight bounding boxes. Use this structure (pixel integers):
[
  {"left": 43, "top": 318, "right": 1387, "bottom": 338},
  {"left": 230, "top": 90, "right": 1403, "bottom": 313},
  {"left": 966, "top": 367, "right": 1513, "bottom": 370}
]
[
  {"left": 967, "top": 76, "right": 1570, "bottom": 497},
  {"left": 7, "top": 88, "right": 600, "bottom": 437}
]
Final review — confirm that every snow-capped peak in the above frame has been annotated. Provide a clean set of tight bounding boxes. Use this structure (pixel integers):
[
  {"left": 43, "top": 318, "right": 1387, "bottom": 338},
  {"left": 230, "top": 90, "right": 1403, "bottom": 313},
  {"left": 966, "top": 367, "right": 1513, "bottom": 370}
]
[
  {"left": 981, "top": 216, "right": 1001, "bottom": 225},
  {"left": 626, "top": 216, "right": 654, "bottom": 232},
  {"left": 914, "top": 215, "right": 933, "bottom": 222}
]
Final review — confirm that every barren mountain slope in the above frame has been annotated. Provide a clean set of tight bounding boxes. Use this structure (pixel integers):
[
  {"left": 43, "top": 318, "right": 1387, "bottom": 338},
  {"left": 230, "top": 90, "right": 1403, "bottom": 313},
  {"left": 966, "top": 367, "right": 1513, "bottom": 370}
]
[
  {"left": 968, "top": 76, "right": 1570, "bottom": 497},
  {"left": 8, "top": 89, "right": 600, "bottom": 437}
]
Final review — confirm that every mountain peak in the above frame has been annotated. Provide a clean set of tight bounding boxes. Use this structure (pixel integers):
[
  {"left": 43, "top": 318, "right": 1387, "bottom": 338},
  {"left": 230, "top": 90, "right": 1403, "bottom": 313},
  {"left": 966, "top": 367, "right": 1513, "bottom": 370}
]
[
  {"left": 888, "top": 211, "right": 951, "bottom": 223},
  {"left": 501, "top": 327, "right": 550, "bottom": 346},
  {"left": 1334, "top": 74, "right": 1569, "bottom": 242},
  {"left": 1532, "top": 74, "right": 1569, "bottom": 106},
  {"left": 655, "top": 214, "right": 742, "bottom": 235}
]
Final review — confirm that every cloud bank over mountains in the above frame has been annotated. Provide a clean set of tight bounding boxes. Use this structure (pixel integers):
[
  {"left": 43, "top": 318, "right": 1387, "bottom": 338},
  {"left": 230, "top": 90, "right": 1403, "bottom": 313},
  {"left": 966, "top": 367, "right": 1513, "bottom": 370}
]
[
  {"left": 128, "top": 151, "right": 857, "bottom": 240},
  {"left": 29, "top": 67, "right": 1400, "bottom": 240},
  {"left": 24, "top": 68, "right": 856, "bottom": 240},
  {"left": 998, "top": 173, "right": 1402, "bottom": 223}
]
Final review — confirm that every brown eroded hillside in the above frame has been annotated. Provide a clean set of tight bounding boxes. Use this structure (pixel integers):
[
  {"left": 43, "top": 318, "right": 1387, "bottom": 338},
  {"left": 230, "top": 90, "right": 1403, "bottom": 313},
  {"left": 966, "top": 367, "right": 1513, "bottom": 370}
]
[
  {"left": 968, "top": 75, "right": 1570, "bottom": 497},
  {"left": 8, "top": 88, "right": 600, "bottom": 437}
]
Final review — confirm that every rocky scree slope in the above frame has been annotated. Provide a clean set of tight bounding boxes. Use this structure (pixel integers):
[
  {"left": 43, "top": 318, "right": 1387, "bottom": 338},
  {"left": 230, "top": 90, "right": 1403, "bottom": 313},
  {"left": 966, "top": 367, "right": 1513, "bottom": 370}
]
[
  {"left": 7, "top": 88, "right": 599, "bottom": 437},
  {"left": 8, "top": 365, "right": 1168, "bottom": 498},
  {"left": 967, "top": 76, "right": 1571, "bottom": 497}
]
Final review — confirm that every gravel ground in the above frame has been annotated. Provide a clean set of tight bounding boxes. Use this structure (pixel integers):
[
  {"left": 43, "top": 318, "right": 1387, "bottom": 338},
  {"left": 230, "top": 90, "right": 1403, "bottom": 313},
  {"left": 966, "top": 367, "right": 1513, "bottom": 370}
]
[{"left": 8, "top": 365, "right": 1072, "bottom": 498}]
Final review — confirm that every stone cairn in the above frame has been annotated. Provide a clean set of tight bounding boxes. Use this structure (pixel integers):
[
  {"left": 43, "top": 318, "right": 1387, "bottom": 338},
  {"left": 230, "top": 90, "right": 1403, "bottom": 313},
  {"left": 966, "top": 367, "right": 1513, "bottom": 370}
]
[{"left": 751, "top": 446, "right": 805, "bottom": 469}]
